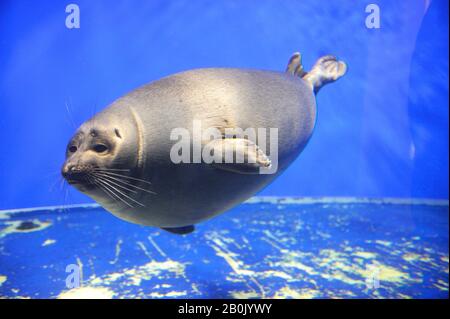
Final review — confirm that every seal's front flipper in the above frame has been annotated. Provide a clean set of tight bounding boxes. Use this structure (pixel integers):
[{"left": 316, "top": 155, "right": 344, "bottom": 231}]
[
  {"left": 206, "top": 138, "right": 271, "bottom": 174},
  {"left": 302, "top": 55, "right": 347, "bottom": 94},
  {"left": 161, "top": 225, "right": 195, "bottom": 235}
]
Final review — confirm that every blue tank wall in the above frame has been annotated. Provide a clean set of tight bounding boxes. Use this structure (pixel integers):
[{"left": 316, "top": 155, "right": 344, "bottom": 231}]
[{"left": 0, "top": 0, "right": 448, "bottom": 209}]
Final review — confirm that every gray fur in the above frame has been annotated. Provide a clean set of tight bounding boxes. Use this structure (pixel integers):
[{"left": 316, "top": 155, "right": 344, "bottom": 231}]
[{"left": 62, "top": 54, "right": 346, "bottom": 230}]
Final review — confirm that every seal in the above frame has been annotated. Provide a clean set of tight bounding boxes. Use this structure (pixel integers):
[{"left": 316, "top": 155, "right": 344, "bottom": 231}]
[{"left": 61, "top": 52, "right": 347, "bottom": 234}]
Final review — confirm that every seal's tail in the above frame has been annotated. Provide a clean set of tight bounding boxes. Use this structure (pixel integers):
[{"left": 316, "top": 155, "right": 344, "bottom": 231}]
[{"left": 286, "top": 53, "right": 347, "bottom": 94}]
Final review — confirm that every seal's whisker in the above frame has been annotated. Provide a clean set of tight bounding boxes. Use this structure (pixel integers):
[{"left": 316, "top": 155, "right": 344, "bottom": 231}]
[
  {"left": 92, "top": 171, "right": 152, "bottom": 185},
  {"left": 93, "top": 173, "right": 156, "bottom": 195},
  {"left": 94, "top": 168, "right": 131, "bottom": 172},
  {"left": 99, "top": 180, "right": 144, "bottom": 208},
  {"left": 49, "top": 177, "right": 61, "bottom": 193},
  {"left": 94, "top": 174, "right": 139, "bottom": 194},
  {"left": 64, "top": 100, "right": 76, "bottom": 129},
  {"left": 94, "top": 177, "right": 145, "bottom": 207},
  {"left": 89, "top": 176, "right": 134, "bottom": 208},
  {"left": 92, "top": 177, "right": 133, "bottom": 207},
  {"left": 49, "top": 176, "right": 64, "bottom": 193},
  {"left": 63, "top": 182, "right": 71, "bottom": 213},
  {"left": 92, "top": 172, "right": 157, "bottom": 195},
  {"left": 99, "top": 183, "right": 134, "bottom": 208}
]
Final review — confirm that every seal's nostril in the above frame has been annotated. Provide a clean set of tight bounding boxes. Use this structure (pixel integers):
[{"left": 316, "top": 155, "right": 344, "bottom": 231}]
[{"left": 62, "top": 164, "right": 74, "bottom": 177}]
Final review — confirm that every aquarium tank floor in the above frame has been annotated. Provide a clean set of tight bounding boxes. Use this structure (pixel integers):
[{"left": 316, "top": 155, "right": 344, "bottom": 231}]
[{"left": 0, "top": 197, "right": 448, "bottom": 299}]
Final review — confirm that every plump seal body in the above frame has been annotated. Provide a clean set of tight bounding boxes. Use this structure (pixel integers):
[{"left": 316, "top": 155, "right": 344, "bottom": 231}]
[{"left": 62, "top": 53, "right": 346, "bottom": 233}]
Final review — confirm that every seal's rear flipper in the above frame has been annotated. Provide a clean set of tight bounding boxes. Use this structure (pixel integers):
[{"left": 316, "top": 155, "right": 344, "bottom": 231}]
[
  {"left": 302, "top": 55, "right": 347, "bottom": 94},
  {"left": 161, "top": 225, "right": 195, "bottom": 235},
  {"left": 286, "top": 52, "right": 307, "bottom": 77},
  {"left": 207, "top": 138, "right": 272, "bottom": 174}
]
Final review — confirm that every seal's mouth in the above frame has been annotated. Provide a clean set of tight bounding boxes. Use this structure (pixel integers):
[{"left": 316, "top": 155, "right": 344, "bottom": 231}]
[
  {"left": 65, "top": 176, "right": 94, "bottom": 186},
  {"left": 61, "top": 164, "right": 156, "bottom": 207}
]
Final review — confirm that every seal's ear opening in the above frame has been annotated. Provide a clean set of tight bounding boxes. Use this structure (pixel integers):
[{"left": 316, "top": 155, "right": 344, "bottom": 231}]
[{"left": 115, "top": 128, "right": 122, "bottom": 139}]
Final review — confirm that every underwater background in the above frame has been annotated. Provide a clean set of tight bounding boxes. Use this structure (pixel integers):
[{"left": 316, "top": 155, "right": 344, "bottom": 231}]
[{"left": 0, "top": 0, "right": 448, "bottom": 299}]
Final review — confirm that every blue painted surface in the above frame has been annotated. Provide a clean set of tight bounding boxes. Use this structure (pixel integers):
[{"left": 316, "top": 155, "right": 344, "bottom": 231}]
[
  {"left": 0, "top": 0, "right": 448, "bottom": 210},
  {"left": 0, "top": 199, "right": 448, "bottom": 299}
]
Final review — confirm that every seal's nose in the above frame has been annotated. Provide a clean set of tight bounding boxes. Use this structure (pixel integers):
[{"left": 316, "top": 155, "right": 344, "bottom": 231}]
[
  {"left": 61, "top": 163, "right": 74, "bottom": 178},
  {"left": 61, "top": 163, "right": 93, "bottom": 182}
]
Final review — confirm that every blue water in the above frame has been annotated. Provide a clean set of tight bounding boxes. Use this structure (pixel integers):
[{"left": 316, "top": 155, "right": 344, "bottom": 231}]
[
  {"left": 0, "top": 0, "right": 448, "bottom": 209},
  {"left": 0, "top": 0, "right": 448, "bottom": 299}
]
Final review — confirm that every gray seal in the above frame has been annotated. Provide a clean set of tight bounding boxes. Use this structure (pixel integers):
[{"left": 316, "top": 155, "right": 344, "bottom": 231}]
[{"left": 61, "top": 52, "right": 347, "bottom": 234}]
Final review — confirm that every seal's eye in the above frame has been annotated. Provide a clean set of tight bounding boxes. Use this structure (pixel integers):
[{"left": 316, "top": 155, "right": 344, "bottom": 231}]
[
  {"left": 93, "top": 144, "right": 108, "bottom": 153},
  {"left": 69, "top": 145, "right": 77, "bottom": 153}
]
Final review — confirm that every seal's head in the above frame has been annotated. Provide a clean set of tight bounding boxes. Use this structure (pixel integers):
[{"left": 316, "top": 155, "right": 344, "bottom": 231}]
[{"left": 61, "top": 110, "right": 141, "bottom": 196}]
